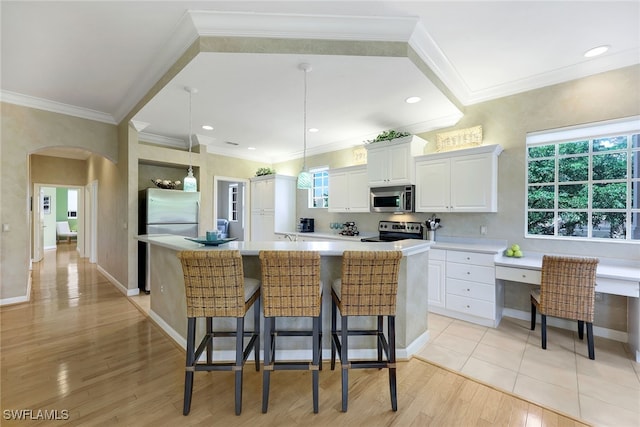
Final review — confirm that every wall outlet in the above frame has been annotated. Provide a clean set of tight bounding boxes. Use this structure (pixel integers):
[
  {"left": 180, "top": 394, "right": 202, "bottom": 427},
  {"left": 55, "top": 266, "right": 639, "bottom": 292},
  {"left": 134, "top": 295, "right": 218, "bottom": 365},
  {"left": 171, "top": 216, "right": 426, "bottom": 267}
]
[{"left": 480, "top": 225, "right": 487, "bottom": 235}]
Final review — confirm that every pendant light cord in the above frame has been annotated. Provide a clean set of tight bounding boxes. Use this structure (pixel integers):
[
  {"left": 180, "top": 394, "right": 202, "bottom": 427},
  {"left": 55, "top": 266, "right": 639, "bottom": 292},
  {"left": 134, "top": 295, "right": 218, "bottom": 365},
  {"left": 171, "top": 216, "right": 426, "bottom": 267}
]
[
  {"left": 302, "top": 66, "right": 308, "bottom": 171},
  {"left": 188, "top": 88, "right": 193, "bottom": 173}
]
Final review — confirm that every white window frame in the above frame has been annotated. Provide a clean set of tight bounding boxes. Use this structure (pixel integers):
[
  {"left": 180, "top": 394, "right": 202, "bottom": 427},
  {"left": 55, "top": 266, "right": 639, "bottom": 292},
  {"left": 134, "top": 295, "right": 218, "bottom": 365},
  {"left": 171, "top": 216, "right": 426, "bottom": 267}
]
[
  {"left": 228, "top": 184, "right": 238, "bottom": 222},
  {"left": 67, "top": 188, "right": 78, "bottom": 219},
  {"left": 308, "top": 166, "right": 329, "bottom": 208},
  {"left": 525, "top": 116, "right": 639, "bottom": 243}
]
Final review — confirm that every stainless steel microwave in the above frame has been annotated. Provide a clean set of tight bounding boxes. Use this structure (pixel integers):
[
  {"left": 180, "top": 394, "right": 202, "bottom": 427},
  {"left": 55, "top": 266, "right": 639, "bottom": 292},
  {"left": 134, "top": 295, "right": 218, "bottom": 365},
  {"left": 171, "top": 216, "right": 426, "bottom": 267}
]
[{"left": 370, "top": 185, "right": 415, "bottom": 213}]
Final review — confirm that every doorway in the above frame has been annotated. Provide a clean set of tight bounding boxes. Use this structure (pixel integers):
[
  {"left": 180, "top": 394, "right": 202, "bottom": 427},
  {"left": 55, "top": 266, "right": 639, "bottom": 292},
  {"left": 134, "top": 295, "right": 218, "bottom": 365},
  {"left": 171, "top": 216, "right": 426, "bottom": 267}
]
[{"left": 213, "top": 176, "right": 249, "bottom": 241}]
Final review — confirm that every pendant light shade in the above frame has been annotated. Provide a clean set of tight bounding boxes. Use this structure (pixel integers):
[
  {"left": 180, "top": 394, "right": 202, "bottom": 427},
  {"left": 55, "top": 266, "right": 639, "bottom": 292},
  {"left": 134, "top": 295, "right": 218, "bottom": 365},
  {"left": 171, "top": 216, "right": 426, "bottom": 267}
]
[
  {"left": 297, "top": 63, "right": 312, "bottom": 190},
  {"left": 183, "top": 86, "right": 198, "bottom": 192}
]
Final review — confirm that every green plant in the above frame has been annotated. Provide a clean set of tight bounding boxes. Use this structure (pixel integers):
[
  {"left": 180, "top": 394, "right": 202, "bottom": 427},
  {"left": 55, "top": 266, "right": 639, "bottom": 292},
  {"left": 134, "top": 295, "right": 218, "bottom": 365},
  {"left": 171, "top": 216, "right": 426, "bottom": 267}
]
[
  {"left": 366, "top": 129, "right": 411, "bottom": 144},
  {"left": 255, "top": 167, "right": 276, "bottom": 176}
]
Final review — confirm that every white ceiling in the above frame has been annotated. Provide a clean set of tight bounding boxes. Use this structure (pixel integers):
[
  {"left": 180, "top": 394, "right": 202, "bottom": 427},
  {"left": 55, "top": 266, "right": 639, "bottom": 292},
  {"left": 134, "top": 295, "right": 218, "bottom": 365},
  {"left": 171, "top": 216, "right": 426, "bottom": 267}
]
[{"left": 2, "top": 1, "right": 639, "bottom": 163}]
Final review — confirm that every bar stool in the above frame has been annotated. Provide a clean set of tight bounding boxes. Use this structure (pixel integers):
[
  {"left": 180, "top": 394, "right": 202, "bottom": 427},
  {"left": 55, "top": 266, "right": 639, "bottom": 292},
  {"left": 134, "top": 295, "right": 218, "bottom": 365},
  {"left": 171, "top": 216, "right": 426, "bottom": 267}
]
[
  {"left": 258, "top": 250, "right": 322, "bottom": 414},
  {"left": 177, "top": 250, "right": 260, "bottom": 416},
  {"left": 331, "top": 250, "right": 403, "bottom": 412},
  {"left": 530, "top": 255, "right": 599, "bottom": 359}
]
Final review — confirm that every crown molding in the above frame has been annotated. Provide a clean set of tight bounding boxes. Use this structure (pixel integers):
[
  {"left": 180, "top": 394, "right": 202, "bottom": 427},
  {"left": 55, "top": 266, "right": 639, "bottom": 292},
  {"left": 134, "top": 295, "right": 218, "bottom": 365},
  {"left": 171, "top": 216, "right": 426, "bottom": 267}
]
[
  {"left": 409, "top": 21, "right": 640, "bottom": 106},
  {"left": 113, "top": 12, "right": 200, "bottom": 122},
  {"left": 188, "top": 10, "right": 418, "bottom": 42},
  {"left": 138, "top": 132, "right": 186, "bottom": 149},
  {"left": 460, "top": 48, "right": 640, "bottom": 105},
  {"left": 0, "top": 90, "right": 116, "bottom": 124}
]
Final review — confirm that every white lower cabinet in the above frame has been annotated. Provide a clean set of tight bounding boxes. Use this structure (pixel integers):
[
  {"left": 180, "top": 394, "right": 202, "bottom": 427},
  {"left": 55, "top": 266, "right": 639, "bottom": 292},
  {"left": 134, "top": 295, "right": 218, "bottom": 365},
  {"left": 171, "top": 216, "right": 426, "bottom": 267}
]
[
  {"left": 428, "top": 249, "right": 502, "bottom": 327},
  {"left": 427, "top": 249, "right": 446, "bottom": 309}
]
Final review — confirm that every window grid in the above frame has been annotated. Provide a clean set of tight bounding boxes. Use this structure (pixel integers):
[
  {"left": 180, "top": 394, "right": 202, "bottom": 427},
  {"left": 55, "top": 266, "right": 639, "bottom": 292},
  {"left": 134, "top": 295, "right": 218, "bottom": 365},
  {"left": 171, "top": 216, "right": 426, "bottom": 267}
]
[
  {"left": 228, "top": 185, "right": 238, "bottom": 221},
  {"left": 308, "top": 168, "right": 329, "bottom": 208},
  {"left": 526, "top": 128, "right": 639, "bottom": 242}
]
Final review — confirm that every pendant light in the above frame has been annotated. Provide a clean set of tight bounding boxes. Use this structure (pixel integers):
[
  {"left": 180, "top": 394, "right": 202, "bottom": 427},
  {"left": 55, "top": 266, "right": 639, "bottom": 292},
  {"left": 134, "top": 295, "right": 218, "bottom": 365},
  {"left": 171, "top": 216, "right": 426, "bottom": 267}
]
[
  {"left": 183, "top": 86, "right": 198, "bottom": 192},
  {"left": 297, "top": 63, "right": 312, "bottom": 189}
]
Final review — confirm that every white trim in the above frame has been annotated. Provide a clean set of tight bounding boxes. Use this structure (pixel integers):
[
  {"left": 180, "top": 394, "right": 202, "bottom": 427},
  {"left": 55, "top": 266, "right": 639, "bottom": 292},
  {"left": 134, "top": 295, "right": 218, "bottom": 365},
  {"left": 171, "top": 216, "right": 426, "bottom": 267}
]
[
  {"left": 0, "top": 90, "right": 116, "bottom": 124},
  {"left": 98, "top": 265, "right": 138, "bottom": 296},
  {"left": 190, "top": 11, "right": 418, "bottom": 42},
  {"left": 526, "top": 115, "right": 640, "bottom": 146},
  {"left": 0, "top": 294, "right": 30, "bottom": 306},
  {"left": 150, "top": 309, "right": 188, "bottom": 349},
  {"left": 502, "top": 308, "right": 629, "bottom": 343}
]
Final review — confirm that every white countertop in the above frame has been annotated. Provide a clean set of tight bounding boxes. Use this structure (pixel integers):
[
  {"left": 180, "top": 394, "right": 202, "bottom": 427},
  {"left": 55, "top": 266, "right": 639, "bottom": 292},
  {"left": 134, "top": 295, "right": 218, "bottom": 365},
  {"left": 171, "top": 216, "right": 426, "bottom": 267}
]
[
  {"left": 137, "top": 234, "right": 431, "bottom": 256},
  {"left": 495, "top": 251, "right": 640, "bottom": 282}
]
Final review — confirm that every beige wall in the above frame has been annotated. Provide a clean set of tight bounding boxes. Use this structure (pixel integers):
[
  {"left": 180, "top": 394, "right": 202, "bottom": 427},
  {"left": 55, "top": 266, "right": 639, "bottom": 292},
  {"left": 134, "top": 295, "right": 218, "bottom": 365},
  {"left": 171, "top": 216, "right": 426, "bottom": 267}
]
[
  {"left": 31, "top": 155, "right": 87, "bottom": 186},
  {"left": 1, "top": 102, "right": 118, "bottom": 300}
]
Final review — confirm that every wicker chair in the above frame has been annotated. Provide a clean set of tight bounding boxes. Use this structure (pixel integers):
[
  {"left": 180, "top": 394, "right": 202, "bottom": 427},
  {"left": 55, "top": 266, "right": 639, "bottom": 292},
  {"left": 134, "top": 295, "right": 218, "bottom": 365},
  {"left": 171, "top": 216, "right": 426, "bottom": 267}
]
[
  {"left": 530, "top": 255, "right": 599, "bottom": 360},
  {"left": 258, "top": 250, "right": 322, "bottom": 414},
  {"left": 330, "top": 250, "right": 403, "bottom": 412},
  {"left": 177, "top": 250, "right": 260, "bottom": 416}
]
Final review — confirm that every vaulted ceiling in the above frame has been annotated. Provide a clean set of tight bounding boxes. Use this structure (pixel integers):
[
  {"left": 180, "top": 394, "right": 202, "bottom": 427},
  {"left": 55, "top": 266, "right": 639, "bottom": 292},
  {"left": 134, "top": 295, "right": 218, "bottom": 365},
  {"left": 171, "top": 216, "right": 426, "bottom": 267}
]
[{"left": 2, "top": 1, "right": 638, "bottom": 162}]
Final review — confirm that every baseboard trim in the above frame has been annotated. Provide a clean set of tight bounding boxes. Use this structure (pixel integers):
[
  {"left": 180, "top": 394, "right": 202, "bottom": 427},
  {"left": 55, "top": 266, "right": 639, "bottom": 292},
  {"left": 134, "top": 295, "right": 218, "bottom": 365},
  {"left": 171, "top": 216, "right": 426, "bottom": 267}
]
[{"left": 97, "top": 265, "right": 139, "bottom": 296}]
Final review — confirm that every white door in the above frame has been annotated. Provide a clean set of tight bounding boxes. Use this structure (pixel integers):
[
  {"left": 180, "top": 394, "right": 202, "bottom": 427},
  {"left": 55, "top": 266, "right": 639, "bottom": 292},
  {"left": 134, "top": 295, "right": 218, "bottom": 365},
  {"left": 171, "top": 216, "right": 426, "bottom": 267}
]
[{"left": 32, "top": 186, "right": 45, "bottom": 262}]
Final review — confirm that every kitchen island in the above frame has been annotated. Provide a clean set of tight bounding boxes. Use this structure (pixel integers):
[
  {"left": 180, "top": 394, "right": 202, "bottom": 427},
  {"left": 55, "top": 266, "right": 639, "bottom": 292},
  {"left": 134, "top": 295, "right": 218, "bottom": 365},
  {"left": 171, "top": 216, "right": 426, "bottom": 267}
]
[{"left": 136, "top": 234, "right": 431, "bottom": 360}]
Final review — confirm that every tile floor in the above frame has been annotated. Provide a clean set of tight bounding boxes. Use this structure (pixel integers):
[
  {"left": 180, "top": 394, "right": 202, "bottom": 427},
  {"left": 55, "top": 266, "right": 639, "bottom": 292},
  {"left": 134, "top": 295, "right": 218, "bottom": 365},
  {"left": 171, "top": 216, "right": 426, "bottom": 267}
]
[{"left": 415, "top": 313, "right": 640, "bottom": 427}]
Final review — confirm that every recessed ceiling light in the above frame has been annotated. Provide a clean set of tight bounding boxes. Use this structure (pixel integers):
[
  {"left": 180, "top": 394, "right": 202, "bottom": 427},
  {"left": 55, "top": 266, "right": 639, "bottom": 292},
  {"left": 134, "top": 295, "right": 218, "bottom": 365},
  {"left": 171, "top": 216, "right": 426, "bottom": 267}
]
[
  {"left": 202, "top": 125, "right": 214, "bottom": 130},
  {"left": 308, "top": 128, "right": 319, "bottom": 133},
  {"left": 405, "top": 96, "right": 421, "bottom": 104},
  {"left": 247, "top": 147, "right": 256, "bottom": 150},
  {"left": 584, "top": 45, "right": 610, "bottom": 58}
]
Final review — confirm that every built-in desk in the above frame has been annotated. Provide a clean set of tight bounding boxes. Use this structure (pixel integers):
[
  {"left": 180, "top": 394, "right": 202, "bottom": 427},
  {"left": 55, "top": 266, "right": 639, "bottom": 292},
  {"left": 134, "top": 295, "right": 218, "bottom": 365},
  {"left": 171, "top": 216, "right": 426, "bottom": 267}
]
[{"left": 495, "top": 252, "right": 640, "bottom": 362}]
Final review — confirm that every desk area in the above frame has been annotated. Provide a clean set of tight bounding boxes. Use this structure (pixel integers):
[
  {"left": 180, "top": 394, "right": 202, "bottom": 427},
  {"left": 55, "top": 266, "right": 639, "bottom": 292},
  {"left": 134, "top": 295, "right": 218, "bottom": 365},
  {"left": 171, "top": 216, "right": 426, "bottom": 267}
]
[{"left": 495, "top": 252, "right": 640, "bottom": 362}]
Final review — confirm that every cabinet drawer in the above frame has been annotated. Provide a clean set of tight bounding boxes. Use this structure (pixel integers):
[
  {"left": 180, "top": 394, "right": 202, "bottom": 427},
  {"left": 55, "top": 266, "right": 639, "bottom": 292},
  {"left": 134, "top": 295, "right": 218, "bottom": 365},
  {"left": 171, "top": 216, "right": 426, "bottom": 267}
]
[
  {"left": 447, "top": 250, "right": 495, "bottom": 267},
  {"left": 495, "top": 266, "right": 541, "bottom": 285},
  {"left": 446, "top": 294, "right": 495, "bottom": 319},
  {"left": 447, "top": 278, "right": 495, "bottom": 302},
  {"left": 447, "top": 262, "right": 495, "bottom": 284},
  {"left": 430, "top": 249, "right": 446, "bottom": 261}
]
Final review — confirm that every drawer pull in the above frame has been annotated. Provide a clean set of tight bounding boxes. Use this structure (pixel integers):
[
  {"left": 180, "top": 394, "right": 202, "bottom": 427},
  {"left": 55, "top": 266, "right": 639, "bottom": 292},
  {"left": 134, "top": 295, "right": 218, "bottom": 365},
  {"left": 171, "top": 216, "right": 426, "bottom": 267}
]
[
  {"left": 466, "top": 288, "right": 471, "bottom": 292},
  {"left": 466, "top": 257, "right": 471, "bottom": 260},
  {"left": 467, "top": 272, "right": 471, "bottom": 275},
  {"left": 522, "top": 274, "right": 527, "bottom": 278},
  {"left": 466, "top": 305, "right": 470, "bottom": 308}
]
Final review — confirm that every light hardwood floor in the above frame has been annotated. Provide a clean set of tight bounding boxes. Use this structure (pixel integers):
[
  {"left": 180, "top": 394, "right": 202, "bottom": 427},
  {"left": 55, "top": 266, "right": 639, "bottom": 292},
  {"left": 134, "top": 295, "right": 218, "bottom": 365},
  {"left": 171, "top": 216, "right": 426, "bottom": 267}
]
[{"left": 1, "top": 244, "right": 588, "bottom": 426}]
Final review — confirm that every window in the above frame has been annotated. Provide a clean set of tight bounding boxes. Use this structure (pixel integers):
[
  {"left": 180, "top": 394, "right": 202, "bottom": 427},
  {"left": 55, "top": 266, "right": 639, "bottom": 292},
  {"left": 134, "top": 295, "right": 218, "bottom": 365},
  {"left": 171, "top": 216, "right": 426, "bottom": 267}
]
[
  {"left": 309, "top": 167, "right": 329, "bottom": 208},
  {"left": 526, "top": 116, "right": 639, "bottom": 242},
  {"left": 67, "top": 189, "right": 78, "bottom": 219},
  {"left": 228, "top": 184, "right": 238, "bottom": 221}
]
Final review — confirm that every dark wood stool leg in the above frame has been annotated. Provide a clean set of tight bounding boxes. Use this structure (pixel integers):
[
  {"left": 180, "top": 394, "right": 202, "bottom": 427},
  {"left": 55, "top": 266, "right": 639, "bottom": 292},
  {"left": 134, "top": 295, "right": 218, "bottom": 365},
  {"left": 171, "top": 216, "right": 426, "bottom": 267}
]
[
  {"left": 183, "top": 318, "right": 196, "bottom": 415},
  {"left": 587, "top": 322, "right": 595, "bottom": 360},
  {"left": 577, "top": 320, "right": 585, "bottom": 340},
  {"left": 541, "top": 314, "right": 547, "bottom": 349},
  {"left": 331, "top": 297, "right": 337, "bottom": 370},
  {"left": 388, "top": 315, "right": 397, "bottom": 411},
  {"left": 312, "top": 315, "right": 320, "bottom": 414},
  {"left": 254, "top": 296, "right": 261, "bottom": 371},
  {"left": 341, "top": 315, "right": 349, "bottom": 412},
  {"left": 234, "top": 317, "right": 244, "bottom": 415},
  {"left": 530, "top": 302, "right": 536, "bottom": 331},
  {"left": 377, "top": 315, "right": 383, "bottom": 363},
  {"left": 262, "top": 317, "right": 273, "bottom": 413},
  {"left": 206, "top": 317, "right": 213, "bottom": 364}
]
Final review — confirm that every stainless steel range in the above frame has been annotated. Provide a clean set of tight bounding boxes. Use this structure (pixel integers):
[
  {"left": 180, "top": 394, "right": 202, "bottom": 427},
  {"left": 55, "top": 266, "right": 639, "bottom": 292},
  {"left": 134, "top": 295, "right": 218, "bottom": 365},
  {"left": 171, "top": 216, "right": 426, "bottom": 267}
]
[{"left": 361, "top": 220, "right": 424, "bottom": 242}]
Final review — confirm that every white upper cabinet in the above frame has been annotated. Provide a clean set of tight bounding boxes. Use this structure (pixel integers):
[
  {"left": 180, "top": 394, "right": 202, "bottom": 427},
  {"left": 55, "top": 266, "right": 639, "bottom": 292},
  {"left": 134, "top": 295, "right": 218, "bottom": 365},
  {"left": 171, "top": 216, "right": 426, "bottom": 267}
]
[
  {"left": 250, "top": 174, "right": 296, "bottom": 240},
  {"left": 365, "top": 136, "right": 426, "bottom": 186},
  {"left": 415, "top": 144, "right": 503, "bottom": 213},
  {"left": 328, "top": 165, "right": 369, "bottom": 212}
]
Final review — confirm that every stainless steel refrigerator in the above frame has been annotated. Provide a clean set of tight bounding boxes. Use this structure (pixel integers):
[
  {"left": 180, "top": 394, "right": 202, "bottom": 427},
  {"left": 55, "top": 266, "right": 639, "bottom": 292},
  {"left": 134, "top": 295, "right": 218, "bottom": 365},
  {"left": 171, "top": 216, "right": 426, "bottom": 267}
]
[{"left": 138, "top": 188, "right": 200, "bottom": 292}]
